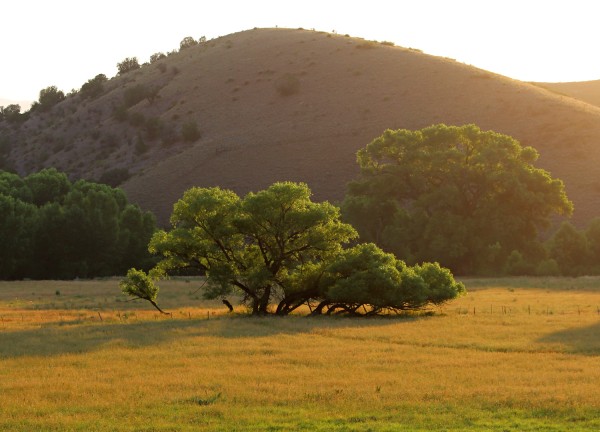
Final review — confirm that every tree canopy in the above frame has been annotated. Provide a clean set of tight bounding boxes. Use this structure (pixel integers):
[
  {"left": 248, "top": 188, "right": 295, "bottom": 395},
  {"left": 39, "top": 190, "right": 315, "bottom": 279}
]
[
  {"left": 122, "top": 182, "right": 464, "bottom": 315},
  {"left": 0, "top": 168, "right": 156, "bottom": 279},
  {"left": 343, "top": 124, "right": 573, "bottom": 274},
  {"left": 36, "top": 86, "right": 65, "bottom": 111}
]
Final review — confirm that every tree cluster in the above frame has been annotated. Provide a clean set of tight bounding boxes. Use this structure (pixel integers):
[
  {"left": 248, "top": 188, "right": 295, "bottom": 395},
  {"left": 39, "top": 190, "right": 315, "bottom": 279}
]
[
  {"left": 505, "top": 219, "right": 600, "bottom": 277},
  {"left": 343, "top": 124, "right": 573, "bottom": 275},
  {"left": 121, "top": 182, "right": 464, "bottom": 315},
  {"left": 0, "top": 169, "right": 156, "bottom": 279},
  {"left": 0, "top": 104, "right": 24, "bottom": 124}
]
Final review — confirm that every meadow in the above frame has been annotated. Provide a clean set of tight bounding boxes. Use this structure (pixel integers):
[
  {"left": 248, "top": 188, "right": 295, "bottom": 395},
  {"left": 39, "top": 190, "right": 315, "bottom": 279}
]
[{"left": 0, "top": 277, "right": 599, "bottom": 431}]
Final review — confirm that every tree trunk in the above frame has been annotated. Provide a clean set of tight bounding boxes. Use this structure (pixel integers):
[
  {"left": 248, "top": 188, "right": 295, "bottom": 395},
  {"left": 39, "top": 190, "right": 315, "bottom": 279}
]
[
  {"left": 149, "top": 299, "right": 170, "bottom": 315},
  {"left": 311, "top": 300, "right": 330, "bottom": 315},
  {"left": 257, "top": 286, "right": 271, "bottom": 315}
]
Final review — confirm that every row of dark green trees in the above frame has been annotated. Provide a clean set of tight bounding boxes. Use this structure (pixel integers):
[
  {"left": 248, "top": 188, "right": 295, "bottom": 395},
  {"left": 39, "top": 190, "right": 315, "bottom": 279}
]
[{"left": 0, "top": 168, "right": 155, "bottom": 279}]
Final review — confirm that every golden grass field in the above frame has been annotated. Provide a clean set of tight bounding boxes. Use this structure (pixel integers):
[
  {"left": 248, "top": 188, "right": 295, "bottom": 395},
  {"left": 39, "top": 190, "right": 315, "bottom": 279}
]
[{"left": 0, "top": 277, "right": 599, "bottom": 431}]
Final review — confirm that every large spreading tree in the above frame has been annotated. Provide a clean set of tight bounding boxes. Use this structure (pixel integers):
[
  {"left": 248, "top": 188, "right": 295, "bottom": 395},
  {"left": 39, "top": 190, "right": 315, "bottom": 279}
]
[
  {"left": 121, "top": 182, "right": 465, "bottom": 315},
  {"left": 342, "top": 124, "right": 573, "bottom": 274}
]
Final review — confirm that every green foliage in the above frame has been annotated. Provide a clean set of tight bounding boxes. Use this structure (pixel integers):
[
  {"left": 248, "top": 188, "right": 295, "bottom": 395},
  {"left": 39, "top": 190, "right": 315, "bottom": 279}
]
[
  {"left": 0, "top": 194, "right": 37, "bottom": 278},
  {"left": 144, "top": 117, "right": 162, "bottom": 140},
  {"left": 504, "top": 250, "right": 535, "bottom": 276},
  {"left": 124, "top": 182, "right": 464, "bottom": 315},
  {"left": 343, "top": 124, "right": 573, "bottom": 274},
  {"left": 123, "top": 84, "right": 150, "bottom": 107},
  {"left": 80, "top": 74, "right": 108, "bottom": 99},
  {"left": 37, "top": 86, "right": 65, "bottom": 111},
  {"left": 0, "top": 104, "right": 22, "bottom": 123},
  {"left": 98, "top": 168, "right": 131, "bottom": 187},
  {"left": 112, "top": 105, "right": 128, "bottom": 122},
  {"left": 179, "top": 36, "right": 198, "bottom": 50},
  {"left": 548, "top": 222, "right": 590, "bottom": 276},
  {"left": 0, "top": 169, "right": 156, "bottom": 279},
  {"left": 120, "top": 268, "right": 158, "bottom": 302},
  {"left": 117, "top": 57, "right": 140, "bottom": 75},
  {"left": 181, "top": 121, "right": 201, "bottom": 142},
  {"left": 320, "top": 244, "right": 463, "bottom": 314},
  {"left": 24, "top": 168, "right": 71, "bottom": 206},
  {"left": 149, "top": 52, "right": 166, "bottom": 63}
]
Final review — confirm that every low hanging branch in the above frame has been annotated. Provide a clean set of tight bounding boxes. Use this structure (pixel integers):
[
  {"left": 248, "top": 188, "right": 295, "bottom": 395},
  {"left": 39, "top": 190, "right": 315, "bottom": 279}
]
[{"left": 119, "top": 269, "right": 170, "bottom": 315}]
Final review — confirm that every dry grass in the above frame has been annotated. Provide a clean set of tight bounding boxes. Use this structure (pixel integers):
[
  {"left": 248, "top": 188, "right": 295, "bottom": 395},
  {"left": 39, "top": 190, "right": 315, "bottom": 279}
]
[
  {"left": 0, "top": 277, "right": 599, "bottom": 430},
  {"left": 534, "top": 80, "right": 600, "bottom": 109}
]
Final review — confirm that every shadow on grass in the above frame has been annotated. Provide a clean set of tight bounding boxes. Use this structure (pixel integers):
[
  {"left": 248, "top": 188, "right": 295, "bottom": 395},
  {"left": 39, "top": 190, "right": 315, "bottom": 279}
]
[
  {"left": 537, "top": 321, "right": 600, "bottom": 355},
  {"left": 0, "top": 313, "right": 428, "bottom": 359}
]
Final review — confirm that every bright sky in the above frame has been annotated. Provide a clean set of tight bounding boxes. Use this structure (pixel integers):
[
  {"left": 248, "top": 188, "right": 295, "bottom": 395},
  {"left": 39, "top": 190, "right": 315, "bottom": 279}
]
[{"left": 1, "top": 0, "right": 599, "bottom": 106}]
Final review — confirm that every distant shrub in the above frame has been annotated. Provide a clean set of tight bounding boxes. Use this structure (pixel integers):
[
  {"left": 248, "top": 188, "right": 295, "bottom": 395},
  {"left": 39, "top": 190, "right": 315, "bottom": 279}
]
[
  {"left": 355, "top": 40, "right": 377, "bottom": 49},
  {"left": 124, "top": 84, "right": 149, "bottom": 107},
  {"left": 535, "top": 259, "right": 561, "bottom": 276},
  {"left": 181, "top": 121, "right": 201, "bottom": 142},
  {"left": 149, "top": 52, "right": 166, "bottom": 63},
  {"left": 504, "top": 250, "right": 535, "bottom": 276},
  {"left": 0, "top": 104, "right": 22, "bottom": 123},
  {"left": 112, "top": 105, "right": 128, "bottom": 122},
  {"left": 80, "top": 74, "right": 108, "bottom": 99},
  {"left": 144, "top": 117, "right": 163, "bottom": 140},
  {"left": 134, "top": 133, "right": 147, "bottom": 155},
  {"left": 180, "top": 36, "right": 198, "bottom": 50},
  {"left": 380, "top": 41, "right": 395, "bottom": 46},
  {"left": 38, "top": 86, "right": 65, "bottom": 111},
  {"left": 98, "top": 168, "right": 131, "bottom": 187},
  {"left": 117, "top": 57, "right": 140, "bottom": 75},
  {"left": 146, "top": 87, "right": 160, "bottom": 104},
  {"left": 275, "top": 73, "right": 300, "bottom": 97}
]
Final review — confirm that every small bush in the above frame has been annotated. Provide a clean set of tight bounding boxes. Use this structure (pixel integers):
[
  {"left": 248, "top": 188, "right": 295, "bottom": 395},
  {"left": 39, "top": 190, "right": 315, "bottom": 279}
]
[
  {"left": 124, "top": 85, "right": 149, "bottom": 108},
  {"left": 38, "top": 86, "right": 65, "bottom": 111},
  {"left": 112, "top": 105, "right": 128, "bottom": 122},
  {"left": 535, "top": 259, "right": 561, "bottom": 276},
  {"left": 135, "top": 133, "right": 148, "bottom": 155},
  {"left": 117, "top": 57, "right": 140, "bottom": 75},
  {"left": 149, "top": 52, "right": 166, "bottom": 63},
  {"left": 80, "top": 74, "right": 108, "bottom": 99},
  {"left": 181, "top": 121, "right": 201, "bottom": 142},
  {"left": 144, "top": 117, "right": 162, "bottom": 140},
  {"left": 275, "top": 74, "right": 300, "bottom": 97},
  {"left": 98, "top": 168, "right": 131, "bottom": 187},
  {"left": 355, "top": 41, "right": 377, "bottom": 49}
]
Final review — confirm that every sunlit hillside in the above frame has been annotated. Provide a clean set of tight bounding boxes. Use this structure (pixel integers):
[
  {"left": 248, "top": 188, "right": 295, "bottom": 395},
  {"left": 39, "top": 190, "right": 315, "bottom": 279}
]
[
  {"left": 533, "top": 80, "right": 600, "bottom": 109},
  {"left": 3, "top": 28, "right": 600, "bottom": 226}
]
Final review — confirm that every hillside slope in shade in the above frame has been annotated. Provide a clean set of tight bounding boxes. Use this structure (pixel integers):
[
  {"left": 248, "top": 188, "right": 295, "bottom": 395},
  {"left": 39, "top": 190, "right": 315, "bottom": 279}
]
[{"left": 3, "top": 28, "right": 600, "bottom": 227}]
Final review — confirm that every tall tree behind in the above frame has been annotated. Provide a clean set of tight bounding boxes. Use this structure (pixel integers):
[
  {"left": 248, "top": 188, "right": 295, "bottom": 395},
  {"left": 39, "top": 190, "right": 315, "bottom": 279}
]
[{"left": 343, "top": 124, "right": 573, "bottom": 274}]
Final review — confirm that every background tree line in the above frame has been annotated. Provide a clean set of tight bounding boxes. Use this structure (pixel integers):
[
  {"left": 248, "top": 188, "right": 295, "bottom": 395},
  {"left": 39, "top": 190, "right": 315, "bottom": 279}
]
[{"left": 0, "top": 168, "right": 156, "bottom": 279}]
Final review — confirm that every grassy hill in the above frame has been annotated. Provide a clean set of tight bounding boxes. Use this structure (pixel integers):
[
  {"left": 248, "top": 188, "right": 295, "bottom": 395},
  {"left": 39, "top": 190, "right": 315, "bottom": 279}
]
[
  {"left": 533, "top": 80, "right": 600, "bottom": 108},
  {"left": 3, "top": 28, "right": 600, "bottom": 226}
]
